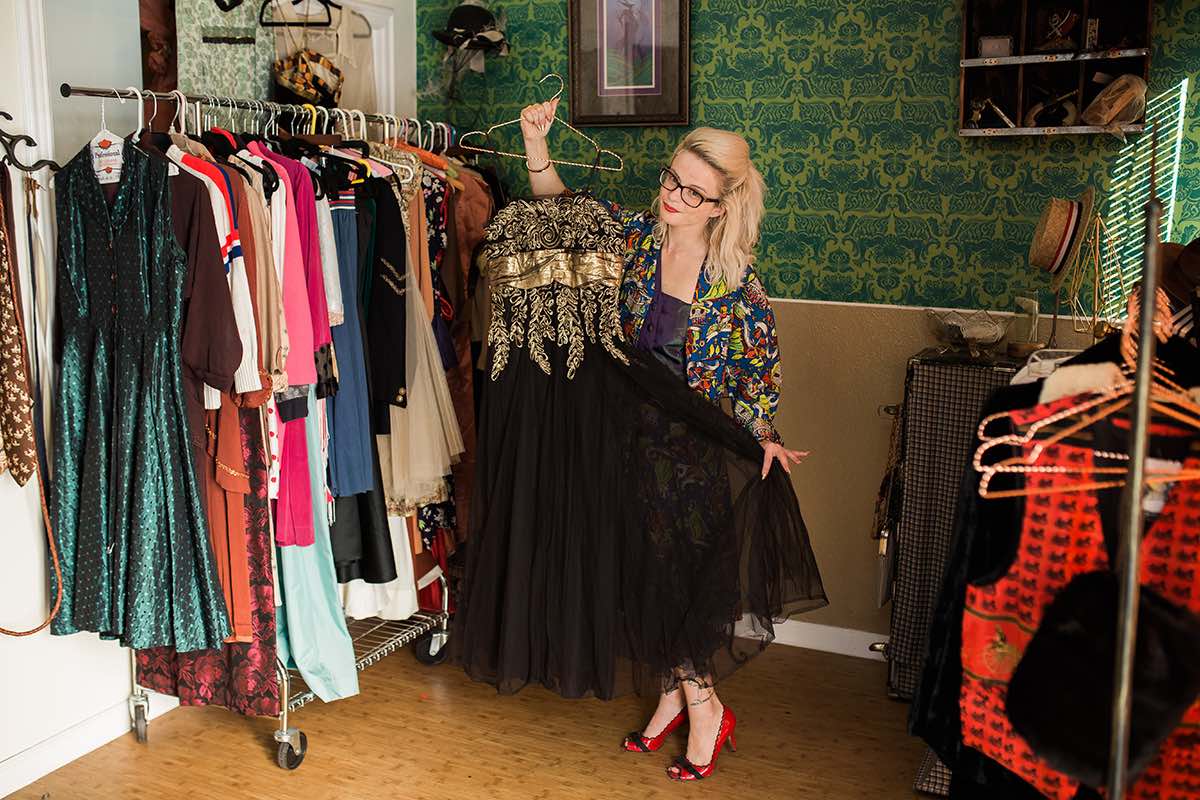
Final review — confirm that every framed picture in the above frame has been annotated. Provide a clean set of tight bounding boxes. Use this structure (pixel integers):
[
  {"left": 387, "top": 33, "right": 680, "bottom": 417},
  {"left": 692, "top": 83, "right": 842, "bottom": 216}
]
[{"left": 568, "top": 0, "right": 690, "bottom": 126}]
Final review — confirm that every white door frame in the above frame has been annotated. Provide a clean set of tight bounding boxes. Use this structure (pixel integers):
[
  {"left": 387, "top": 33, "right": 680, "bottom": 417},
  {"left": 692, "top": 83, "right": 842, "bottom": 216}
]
[{"left": 340, "top": 0, "right": 417, "bottom": 117}]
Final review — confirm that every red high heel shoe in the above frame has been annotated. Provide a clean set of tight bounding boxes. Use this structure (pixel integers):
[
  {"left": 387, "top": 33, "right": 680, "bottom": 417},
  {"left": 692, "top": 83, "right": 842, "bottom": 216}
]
[
  {"left": 622, "top": 707, "right": 687, "bottom": 753},
  {"left": 666, "top": 706, "right": 737, "bottom": 781}
]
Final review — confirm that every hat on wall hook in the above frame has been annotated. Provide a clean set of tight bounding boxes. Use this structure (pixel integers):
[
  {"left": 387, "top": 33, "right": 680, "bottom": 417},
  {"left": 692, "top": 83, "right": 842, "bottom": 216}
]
[{"left": 432, "top": 1, "right": 509, "bottom": 98}]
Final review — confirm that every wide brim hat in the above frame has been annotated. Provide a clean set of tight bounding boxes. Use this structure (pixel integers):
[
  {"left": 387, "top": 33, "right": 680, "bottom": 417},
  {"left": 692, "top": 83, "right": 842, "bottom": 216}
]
[
  {"left": 433, "top": 4, "right": 505, "bottom": 50},
  {"left": 1030, "top": 185, "right": 1095, "bottom": 291}
]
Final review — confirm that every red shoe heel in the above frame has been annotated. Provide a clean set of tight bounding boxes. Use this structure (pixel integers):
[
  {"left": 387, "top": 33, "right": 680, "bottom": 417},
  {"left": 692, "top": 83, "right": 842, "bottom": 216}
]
[
  {"left": 622, "top": 707, "right": 687, "bottom": 753},
  {"left": 667, "top": 706, "right": 737, "bottom": 781}
]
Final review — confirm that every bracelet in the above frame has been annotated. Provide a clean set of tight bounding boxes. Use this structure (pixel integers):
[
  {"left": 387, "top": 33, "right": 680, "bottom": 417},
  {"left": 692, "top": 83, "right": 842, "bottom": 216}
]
[{"left": 526, "top": 158, "right": 552, "bottom": 173}]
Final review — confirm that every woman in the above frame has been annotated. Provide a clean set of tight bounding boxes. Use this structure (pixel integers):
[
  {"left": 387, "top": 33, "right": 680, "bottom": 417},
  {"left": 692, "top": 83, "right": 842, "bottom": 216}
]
[{"left": 520, "top": 98, "right": 810, "bottom": 781}]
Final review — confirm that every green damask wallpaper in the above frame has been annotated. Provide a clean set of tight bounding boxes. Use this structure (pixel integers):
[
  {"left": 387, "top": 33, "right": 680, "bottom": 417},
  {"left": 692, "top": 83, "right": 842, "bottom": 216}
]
[{"left": 417, "top": 0, "right": 1200, "bottom": 310}]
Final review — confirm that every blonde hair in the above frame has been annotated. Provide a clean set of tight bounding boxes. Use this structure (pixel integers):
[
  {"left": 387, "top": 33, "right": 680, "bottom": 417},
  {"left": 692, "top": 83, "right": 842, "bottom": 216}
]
[{"left": 651, "top": 127, "right": 766, "bottom": 290}]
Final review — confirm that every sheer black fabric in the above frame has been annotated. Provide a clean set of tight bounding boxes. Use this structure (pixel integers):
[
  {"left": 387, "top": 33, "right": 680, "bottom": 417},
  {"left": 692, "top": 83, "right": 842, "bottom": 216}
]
[{"left": 454, "top": 332, "right": 826, "bottom": 699}]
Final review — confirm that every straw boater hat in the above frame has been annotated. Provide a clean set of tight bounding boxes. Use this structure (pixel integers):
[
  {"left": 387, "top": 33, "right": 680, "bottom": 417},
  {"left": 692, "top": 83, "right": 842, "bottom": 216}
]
[{"left": 1029, "top": 186, "right": 1095, "bottom": 291}]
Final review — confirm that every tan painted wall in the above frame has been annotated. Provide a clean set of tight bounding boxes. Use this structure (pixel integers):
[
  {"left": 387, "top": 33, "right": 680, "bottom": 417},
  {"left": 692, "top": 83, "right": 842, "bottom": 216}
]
[{"left": 771, "top": 300, "right": 1091, "bottom": 635}]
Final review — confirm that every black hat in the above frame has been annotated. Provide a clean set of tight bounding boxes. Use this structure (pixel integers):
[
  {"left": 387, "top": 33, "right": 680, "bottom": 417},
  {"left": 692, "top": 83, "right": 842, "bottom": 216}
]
[{"left": 433, "top": 4, "right": 506, "bottom": 50}]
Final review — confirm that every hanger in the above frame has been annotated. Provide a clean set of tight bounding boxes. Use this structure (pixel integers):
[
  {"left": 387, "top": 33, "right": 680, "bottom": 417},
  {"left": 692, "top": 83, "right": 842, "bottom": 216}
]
[
  {"left": 260, "top": 0, "right": 332, "bottom": 27},
  {"left": 167, "top": 90, "right": 187, "bottom": 135},
  {"left": 350, "top": 8, "right": 372, "bottom": 38},
  {"left": 459, "top": 74, "right": 623, "bottom": 172},
  {"left": 218, "top": 96, "right": 277, "bottom": 191},
  {"left": 975, "top": 296, "right": 1200, "bottom": 499}
]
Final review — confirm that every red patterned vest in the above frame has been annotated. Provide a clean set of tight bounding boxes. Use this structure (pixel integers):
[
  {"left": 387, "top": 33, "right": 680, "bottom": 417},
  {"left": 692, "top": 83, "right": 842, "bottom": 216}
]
[{"left": 960, "top": 400, "right": 1200, "bottom": 800}]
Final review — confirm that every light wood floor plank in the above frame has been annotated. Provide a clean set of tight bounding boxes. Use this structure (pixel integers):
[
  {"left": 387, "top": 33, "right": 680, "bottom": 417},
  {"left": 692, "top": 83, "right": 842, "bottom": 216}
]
[{"left": 10, "top": 646, "right": 924, "bottom": 799}]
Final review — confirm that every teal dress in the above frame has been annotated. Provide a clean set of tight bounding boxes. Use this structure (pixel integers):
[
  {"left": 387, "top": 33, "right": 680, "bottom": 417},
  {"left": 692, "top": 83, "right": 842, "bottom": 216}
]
[{"left": 50, "top": 145, "right": 230, "bottom": 652}]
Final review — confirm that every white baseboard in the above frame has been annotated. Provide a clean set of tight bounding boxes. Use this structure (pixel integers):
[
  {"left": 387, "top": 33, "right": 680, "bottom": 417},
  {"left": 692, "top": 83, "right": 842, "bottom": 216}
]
[
  {"left": 0, "top": 692, "right": 177, "bottom": 798},
  {"left": 770, "top": 620, "right": 888, "bottom": 661}
]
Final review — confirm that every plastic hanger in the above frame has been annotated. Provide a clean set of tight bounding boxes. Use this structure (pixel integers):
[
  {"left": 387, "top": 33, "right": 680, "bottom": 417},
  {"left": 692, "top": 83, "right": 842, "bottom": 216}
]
[{"left": 459, "top": 74, "right": 623, "bottom": 172}]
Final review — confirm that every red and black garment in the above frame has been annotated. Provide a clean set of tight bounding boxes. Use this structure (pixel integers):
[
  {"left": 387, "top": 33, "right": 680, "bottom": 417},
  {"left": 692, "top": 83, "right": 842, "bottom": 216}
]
[{"left": 960, "top": 396, "right": 1200, "bottom": 800}]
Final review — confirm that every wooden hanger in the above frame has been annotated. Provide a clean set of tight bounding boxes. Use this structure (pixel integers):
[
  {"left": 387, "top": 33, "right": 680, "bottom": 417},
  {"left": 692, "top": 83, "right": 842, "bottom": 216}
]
[{"left": 458, "top": 73, "right": 623, "bottom": 172}]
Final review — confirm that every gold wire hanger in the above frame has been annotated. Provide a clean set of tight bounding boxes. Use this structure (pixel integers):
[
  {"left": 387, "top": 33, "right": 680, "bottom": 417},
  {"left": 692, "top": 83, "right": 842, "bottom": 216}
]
[{"left": 458, "top": 74, "right": 623, "bottom": 172}]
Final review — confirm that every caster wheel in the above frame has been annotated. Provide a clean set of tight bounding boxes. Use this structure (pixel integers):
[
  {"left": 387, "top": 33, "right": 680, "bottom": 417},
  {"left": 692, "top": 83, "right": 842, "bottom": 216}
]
[
  {"left": 413, "top": 631, "right": 448, "bottom": 665},
  {"left": 133, "top": 705, "right": 148, "bottom": 744},
  {"left": 277, "top": 732, "right": 307, "bottom": 770}
]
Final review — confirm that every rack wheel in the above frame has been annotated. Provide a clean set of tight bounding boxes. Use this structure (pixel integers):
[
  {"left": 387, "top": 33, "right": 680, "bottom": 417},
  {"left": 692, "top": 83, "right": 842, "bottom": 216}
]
[
  {"left": 276, "top": 731, "right": 307, "bottom": 770},
  {"left": 413, "top": 631, "right": 448, "bottom": 665},
  {"left": 133, "top": 704, "right": 148, "bottom": 744}
]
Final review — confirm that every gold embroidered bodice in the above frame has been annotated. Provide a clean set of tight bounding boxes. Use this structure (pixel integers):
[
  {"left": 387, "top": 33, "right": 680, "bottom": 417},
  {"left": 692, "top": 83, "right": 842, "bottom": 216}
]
[{"left": 478, "top": 194, "right": 628, "bottom": 379}]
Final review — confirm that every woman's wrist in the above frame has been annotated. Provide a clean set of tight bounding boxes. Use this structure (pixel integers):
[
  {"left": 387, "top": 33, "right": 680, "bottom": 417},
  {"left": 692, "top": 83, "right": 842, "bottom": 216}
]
[{"left": 524, "top": 139, "right": 551, "bottom": 172}]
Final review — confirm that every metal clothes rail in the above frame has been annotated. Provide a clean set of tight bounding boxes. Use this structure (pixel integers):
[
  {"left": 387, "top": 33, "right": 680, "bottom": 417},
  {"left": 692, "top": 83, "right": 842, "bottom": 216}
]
[
  {"left": 1105, "top": 186, "right": 1163, "bottom": 800},
  {"left": 58, "top": 83, "right": 455, "bottom": 147},
  {"left": 128, "top": 586, "right": 450, "bottom": 770},
  {"left": 58, "top": 80, "right": 455, "bottom": 770}
]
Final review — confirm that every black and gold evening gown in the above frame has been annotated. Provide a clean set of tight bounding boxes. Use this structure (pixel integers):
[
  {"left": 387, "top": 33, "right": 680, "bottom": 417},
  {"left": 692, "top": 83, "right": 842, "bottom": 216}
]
[{"left": 454, "top": 194, "right": 827, "bottom": 699}]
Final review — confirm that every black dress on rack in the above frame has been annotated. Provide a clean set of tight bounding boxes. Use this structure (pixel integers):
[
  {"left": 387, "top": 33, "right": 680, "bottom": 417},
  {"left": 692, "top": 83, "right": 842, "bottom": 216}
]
[{"left": 453, "top": 194, "right": 827, "bottom": 700}]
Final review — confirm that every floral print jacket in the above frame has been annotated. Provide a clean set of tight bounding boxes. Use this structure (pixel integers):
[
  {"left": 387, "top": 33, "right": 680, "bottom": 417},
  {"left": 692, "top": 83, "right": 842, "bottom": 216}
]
[{"left": 607, "top": 203, "right": 783, "bottom": 444}]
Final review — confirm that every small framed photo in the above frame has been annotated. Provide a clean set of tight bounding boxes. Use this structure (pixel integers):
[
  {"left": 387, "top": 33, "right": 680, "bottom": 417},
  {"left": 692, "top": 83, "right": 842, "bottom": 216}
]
[{"left": 567, "top": 0, "right": 690, "bottom": 126}]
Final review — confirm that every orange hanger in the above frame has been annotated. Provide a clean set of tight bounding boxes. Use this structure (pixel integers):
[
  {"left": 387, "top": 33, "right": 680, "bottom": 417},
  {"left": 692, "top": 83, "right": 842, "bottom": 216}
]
[{"left": 974, "top": 289, "right": 1200, "bottom": 499}]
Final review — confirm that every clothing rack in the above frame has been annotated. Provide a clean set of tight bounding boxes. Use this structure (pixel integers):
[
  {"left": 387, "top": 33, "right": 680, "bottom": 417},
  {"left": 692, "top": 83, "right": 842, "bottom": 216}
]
[
  {"left": 1106, "top": 190, "right": 1162, "bottom": 799},
  {"left": 59, "top": 80, "right": 454, "bottom": 770},
  {"left": 58, "top": 84, "right": 455, "bottom": 148},
  {"left": 126, "top": 587, "right": 449, "bottom": 769}
]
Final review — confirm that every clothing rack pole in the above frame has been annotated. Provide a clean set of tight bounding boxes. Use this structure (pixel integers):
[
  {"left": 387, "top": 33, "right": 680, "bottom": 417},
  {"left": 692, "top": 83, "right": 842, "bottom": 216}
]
[
  {"left": 57, "top": 83, "right": 400, "bottom": 127},
  {"left": 1105, "top": 191, "right": 1163, "bottom": 799}
]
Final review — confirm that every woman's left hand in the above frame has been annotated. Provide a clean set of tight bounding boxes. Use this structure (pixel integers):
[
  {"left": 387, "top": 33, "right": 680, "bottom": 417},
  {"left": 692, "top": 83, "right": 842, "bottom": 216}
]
[{"left": 761, "top": 442, "right": 809, "bottom": 479}]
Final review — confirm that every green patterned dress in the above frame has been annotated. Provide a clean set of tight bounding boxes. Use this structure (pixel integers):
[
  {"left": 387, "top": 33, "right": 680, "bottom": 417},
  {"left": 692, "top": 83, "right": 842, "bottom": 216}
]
[{"left": 50, "top": 145, "right": 230, "bottom": 651}]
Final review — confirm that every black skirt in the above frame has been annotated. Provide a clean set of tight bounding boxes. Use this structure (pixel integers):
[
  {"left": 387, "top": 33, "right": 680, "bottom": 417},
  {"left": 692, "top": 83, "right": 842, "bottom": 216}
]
[{"left": 454, "top": 337, "right": 827, "bottom": 699}]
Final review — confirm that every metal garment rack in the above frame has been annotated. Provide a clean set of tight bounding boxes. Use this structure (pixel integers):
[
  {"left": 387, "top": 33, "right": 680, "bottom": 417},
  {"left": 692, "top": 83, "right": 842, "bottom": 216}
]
[
  {"left": 57, "top": 81, "right": 455, "bottom": 770},
  {"left": 58, "top": 83, "right": 455, "bottom": 146},
  {"left": 127, "top": 584, "right": 449, "bottom": 769},
  {"left": 1105, "top": 191, "right": 1163, "bottom": 800}
]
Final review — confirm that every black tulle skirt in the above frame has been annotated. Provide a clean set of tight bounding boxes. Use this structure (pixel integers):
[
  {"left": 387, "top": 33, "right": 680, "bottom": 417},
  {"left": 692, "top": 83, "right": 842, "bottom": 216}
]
[{"left": 453, "top": 341, "right": 827, "bottom": 699}]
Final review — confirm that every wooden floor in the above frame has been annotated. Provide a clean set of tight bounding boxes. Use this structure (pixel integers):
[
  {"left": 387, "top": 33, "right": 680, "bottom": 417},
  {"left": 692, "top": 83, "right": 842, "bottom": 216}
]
[{"left": 12, "top": 646, "right": 925, "bottom": 800}]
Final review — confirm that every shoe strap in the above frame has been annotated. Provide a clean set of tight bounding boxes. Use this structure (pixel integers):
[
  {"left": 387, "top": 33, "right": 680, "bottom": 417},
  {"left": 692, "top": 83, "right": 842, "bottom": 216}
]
[
  {"left": 626, "top": 732, "right": 651, "bottom": 752},
  {"left": 672, "top": 756, "right": 706, "bottom": 780}
]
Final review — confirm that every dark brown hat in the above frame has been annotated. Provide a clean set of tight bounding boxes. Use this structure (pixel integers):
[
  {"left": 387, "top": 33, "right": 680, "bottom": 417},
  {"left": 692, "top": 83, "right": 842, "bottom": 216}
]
[{"left": 1160, "top": 239, "right": 1200, "bottom": 305}]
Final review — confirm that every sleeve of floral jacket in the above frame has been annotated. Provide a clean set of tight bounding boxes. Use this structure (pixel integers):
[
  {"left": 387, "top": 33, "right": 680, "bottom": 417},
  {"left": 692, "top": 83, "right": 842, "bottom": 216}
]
[{"left": 726, "top": 266, "right": 783, "bottom": 444}]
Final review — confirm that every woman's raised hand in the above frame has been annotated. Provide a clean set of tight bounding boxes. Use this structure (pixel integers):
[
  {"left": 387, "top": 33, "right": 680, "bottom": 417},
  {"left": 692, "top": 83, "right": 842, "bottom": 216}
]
[{"left": 520, "top": 97, "right": 560, "bottom": 143}]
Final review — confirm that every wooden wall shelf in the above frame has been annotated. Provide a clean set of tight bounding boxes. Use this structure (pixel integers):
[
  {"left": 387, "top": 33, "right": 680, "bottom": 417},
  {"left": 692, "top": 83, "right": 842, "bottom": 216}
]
[
  {"left": 958, "top": 0, "right": 1152, "bottom": 136},
  {"left": 959, "top": 123, "right": 1145, "bottom": 137}
]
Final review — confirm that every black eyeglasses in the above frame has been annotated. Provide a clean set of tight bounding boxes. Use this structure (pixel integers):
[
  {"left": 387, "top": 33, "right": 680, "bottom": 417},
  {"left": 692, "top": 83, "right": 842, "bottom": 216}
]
[{"left": 658, "top": 167, "right": 720, "bottom": 208}]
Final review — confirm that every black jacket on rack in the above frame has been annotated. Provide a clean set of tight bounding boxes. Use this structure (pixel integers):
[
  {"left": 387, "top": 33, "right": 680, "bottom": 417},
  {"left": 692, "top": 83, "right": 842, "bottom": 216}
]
[{"left": 908, "top": 334, "right": 1200, "bottom": 799}]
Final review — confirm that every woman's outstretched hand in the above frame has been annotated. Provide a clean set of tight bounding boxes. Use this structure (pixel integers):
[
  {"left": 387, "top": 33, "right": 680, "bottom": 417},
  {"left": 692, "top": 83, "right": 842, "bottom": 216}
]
[{"left": 761, "top": 442, "right": 809, "bottom": 479}]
